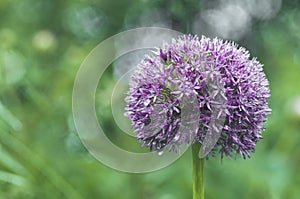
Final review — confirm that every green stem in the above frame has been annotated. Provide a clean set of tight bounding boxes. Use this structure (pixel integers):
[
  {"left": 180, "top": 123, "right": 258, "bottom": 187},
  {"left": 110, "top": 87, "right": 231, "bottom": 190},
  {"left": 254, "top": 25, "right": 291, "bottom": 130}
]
[{"left": 192, "top": 143, "right": 204, "bottom": 199}]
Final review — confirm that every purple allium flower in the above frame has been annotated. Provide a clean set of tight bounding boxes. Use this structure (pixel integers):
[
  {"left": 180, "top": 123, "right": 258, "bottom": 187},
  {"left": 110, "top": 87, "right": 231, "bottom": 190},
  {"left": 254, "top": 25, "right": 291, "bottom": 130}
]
[{"left": 125, "top": 35, "right": 271, "bottom": 159}]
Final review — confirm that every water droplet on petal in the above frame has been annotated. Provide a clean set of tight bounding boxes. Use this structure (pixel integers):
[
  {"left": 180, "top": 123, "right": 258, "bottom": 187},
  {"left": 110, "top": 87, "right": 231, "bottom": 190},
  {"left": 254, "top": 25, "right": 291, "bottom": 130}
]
[
  {"left": 158, "top": 150, "right": 164, "bottom": 156},
  {"left": 144, "top": 99, "right": 151, "bottom": 106},
  {"left": 173, "top": 134, "right": 180, "bottom": 142}
]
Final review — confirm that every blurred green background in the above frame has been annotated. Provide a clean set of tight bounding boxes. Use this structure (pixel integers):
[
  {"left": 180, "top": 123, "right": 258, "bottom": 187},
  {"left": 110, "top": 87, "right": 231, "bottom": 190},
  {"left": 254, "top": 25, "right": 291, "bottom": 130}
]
[{"left": 0, "top": 0, "right": 300, "bottom": 198}]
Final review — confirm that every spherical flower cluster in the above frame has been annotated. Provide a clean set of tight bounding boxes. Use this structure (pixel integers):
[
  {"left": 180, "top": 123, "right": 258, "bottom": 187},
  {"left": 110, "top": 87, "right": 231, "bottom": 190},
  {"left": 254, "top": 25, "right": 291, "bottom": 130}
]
[{"left": 125, "top": 35, "right": 271, "bottom": 159}]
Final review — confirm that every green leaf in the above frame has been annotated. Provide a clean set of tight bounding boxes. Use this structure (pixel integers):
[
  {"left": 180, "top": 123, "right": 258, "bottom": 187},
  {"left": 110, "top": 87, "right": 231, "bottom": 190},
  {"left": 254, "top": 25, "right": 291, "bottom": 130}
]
[{"left": 0, "top": 170, "right": 26, "bottom": 186}]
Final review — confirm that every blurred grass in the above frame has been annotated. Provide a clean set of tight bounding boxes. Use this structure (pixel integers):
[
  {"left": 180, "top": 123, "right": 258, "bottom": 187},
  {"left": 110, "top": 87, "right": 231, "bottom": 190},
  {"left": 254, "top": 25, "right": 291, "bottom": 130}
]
[{"left": 0, "top": 0, "right": 300, "bottom": 198}]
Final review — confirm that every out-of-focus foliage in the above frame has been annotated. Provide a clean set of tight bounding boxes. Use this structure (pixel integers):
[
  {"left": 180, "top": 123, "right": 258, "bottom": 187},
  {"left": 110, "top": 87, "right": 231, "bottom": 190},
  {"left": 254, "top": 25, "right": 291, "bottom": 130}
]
[{"left": 0, "top": 0, "right": 299, "bottom": 198}]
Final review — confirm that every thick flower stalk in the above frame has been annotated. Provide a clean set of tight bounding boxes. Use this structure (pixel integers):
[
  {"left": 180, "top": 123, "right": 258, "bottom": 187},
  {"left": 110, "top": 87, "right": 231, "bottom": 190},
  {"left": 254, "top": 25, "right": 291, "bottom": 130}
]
[{"left": 125, "top": 35, "right": 271, "bottom": 159}]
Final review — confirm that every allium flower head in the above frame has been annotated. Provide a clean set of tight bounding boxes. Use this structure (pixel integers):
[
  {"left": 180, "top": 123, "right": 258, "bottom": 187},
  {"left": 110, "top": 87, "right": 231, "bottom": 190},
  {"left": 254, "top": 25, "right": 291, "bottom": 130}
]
[{"left": 125, "top": 35, "right": 271, "bottom": 159}]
